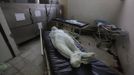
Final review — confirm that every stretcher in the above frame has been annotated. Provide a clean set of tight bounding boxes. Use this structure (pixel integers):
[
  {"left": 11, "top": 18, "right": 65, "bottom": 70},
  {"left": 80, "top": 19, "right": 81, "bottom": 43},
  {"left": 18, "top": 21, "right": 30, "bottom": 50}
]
[{"left": 42, "top": 31, "right": 119, "bottom": 75}]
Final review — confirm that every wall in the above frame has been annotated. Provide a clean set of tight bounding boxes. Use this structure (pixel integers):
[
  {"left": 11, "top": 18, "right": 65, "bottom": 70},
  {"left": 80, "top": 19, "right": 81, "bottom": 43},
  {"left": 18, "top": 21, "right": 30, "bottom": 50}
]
[
  {"left": 67, "top": 0, "right": 122, "bottom": 25},
  {"left": 118, "top": 0, "right": 134, "bottom": 75}
]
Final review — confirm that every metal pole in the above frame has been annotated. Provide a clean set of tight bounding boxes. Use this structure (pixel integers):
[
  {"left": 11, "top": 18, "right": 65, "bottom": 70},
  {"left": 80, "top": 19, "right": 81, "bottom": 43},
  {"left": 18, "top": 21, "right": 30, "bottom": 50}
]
[
  {"left": 37, "top": 22, "right": 51, "bottom": 75},
  {"left": 37, "top": 22, "right": 44, "bottom": 55},
  {"left": 35, "top": 0, "right": 40, "bottom": 4}
]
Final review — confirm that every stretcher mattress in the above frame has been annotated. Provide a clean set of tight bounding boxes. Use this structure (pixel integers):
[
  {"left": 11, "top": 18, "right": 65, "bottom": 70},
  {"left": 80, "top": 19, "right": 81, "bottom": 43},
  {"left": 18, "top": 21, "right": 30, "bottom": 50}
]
[{"left": 43, "top": 31, "right": 119, "bottom": 75}]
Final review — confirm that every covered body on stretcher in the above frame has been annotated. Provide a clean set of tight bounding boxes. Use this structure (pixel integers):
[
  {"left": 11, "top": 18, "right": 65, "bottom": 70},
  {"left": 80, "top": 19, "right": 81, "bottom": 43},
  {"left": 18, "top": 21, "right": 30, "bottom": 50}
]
[
  {"left": 43, "top": 27, "right": 119, "bottom": 75},
  {"left": 49, "top": 26, "right": 95, "bottom": 68}
]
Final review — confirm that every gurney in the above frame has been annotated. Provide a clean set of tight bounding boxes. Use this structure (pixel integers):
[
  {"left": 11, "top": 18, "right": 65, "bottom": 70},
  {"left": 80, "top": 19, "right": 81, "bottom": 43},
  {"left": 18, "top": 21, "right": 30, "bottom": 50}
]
[{"left": 42, "top": 31, "right": 119, "bottom": 75}]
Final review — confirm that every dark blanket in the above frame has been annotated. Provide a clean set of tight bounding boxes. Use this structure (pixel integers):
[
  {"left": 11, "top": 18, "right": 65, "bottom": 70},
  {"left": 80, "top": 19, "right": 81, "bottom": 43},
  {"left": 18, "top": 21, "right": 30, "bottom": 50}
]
[{"left": 43, "top": 31, "right": 119, "bottom": 75}]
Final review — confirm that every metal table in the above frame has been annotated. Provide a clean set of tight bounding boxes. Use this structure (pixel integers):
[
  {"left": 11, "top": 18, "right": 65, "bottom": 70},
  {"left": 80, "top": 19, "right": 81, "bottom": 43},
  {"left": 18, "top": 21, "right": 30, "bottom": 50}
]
[{"left": 53, "top": 18, "right": 89, "bottom": 35}]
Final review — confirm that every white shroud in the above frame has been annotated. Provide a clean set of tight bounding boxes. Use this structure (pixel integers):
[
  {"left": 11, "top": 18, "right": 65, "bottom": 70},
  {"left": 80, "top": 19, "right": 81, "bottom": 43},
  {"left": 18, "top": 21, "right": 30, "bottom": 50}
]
[{"left": 49, "top": 26, "right": 95, "bottom": 68}]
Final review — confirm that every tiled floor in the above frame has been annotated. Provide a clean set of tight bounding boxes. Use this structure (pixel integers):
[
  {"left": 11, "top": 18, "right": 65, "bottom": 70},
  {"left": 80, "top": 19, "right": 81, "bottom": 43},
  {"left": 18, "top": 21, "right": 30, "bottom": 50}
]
[
  {"left": 1, "top": 35, "right": 119, "bottom": 75},
  {"left": 1, "top": 38, "right": 46, "bottom": 75},
  {"left": 79, "top": 35, "right": 117, "bottom": 67}
]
